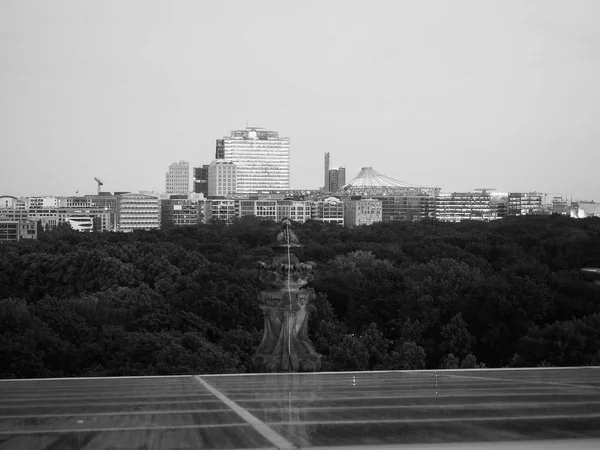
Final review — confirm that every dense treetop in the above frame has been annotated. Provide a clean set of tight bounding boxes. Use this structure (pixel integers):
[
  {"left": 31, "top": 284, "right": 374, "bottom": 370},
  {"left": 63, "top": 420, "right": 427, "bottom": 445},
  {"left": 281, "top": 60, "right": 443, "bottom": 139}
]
[{"left": 1, "top": 215, "right": 599, "bottom": 378}]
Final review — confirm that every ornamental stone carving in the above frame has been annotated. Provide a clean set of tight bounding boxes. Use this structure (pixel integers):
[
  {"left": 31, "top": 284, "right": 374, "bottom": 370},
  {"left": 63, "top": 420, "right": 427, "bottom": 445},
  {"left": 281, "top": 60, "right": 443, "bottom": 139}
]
[{"left": 252, "top": 219, "right": 322, "bottom": 373}]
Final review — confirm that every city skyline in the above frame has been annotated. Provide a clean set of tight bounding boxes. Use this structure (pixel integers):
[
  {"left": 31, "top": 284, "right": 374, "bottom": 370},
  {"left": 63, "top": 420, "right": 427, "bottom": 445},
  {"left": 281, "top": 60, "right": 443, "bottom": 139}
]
[{"left": 1, "top": 1, "right": 599, "bottom": 201}]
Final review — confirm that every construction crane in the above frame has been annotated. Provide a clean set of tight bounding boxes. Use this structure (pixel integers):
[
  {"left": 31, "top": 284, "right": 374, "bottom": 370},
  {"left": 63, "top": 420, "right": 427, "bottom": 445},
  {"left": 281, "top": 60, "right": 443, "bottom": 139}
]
[{"left": 94, "top": 177, "right": 104, "bottom": 195}]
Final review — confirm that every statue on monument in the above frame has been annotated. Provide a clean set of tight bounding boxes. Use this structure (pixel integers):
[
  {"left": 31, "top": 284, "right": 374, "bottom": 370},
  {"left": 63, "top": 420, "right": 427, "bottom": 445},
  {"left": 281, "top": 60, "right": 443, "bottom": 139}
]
[{"left": 253, "top": 219, "right": 322, "bottom": 372}]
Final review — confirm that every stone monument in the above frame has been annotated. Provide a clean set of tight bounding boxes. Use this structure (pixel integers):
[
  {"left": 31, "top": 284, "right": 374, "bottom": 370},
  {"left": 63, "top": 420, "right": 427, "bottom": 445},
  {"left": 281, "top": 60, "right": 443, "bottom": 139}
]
[{"left": 252, "top": 219, "right": 322, "bottom": 372}]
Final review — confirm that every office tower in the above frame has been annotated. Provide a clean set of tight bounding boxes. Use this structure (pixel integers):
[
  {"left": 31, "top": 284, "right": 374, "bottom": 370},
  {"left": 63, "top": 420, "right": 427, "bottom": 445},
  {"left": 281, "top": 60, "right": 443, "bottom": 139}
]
[
  {"left": 193, "top": 165, "right": 210, "bottom": 195},
  {"left": 215, "top": 127, "right": 289, "bottom": 193},
  {"left": 328, "top": 167, "right": 346, "bottom": 192},
  {"left": 324, "top": 152, "right": 330, "bottom": 192},
  {"left": 165, "top": 161, "right": 190, "bottom": 194},
  {"left": 208, "top": 160, "right": 237, "bottom": 197}
]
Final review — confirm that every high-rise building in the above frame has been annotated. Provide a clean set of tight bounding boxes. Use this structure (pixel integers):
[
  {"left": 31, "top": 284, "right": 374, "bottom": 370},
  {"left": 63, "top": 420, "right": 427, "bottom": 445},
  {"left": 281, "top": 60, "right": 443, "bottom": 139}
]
[
  {"left": 216, "top": 127, "right": 289, "bottom": 193},
  {"left": 165, "top": 161, "right": 190, "bottom": 194},
  {"left": 328, "top": 167, "right": 346, "bottom": 193},
  {"left": 324, "top": 152, "right": 330, "bottom": 192},
  {"left": 208, "top": 161, "right": 237, "bottom": 197},
  {"left": 193, "top": 165, "right": 210, "bottom": 195}
]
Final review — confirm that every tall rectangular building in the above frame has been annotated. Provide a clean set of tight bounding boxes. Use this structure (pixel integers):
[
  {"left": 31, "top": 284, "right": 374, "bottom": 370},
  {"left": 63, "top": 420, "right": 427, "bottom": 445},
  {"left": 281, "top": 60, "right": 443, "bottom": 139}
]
[
  {"left": 324, "top": 152, "right": 330, "bottom": 192},
  {"left": 166, "top": 161, "right": 190, "bottom": 194},
  {"left": 208, "top": 160, "right": 237, "bottom": 197},
  {"left": 328, "top": 167, "right": 346, "bottom": 192},
  {"left": 193, "top": 165, "right": 210, "bottom": 195},
  {"left": 216, "top": 127, "right": 289, "bottom": 193}
]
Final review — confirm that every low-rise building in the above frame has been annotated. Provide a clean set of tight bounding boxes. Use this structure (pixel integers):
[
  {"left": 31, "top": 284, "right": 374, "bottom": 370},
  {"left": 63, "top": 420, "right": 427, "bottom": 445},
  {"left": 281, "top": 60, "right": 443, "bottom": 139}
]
[
  {"left": 571, "top": 201, "right": 600, "bottom": 218},
  {"left": 508, "top": 192, "right": 542, "bottom": 216},
  {"left": 116, "top": 193, "right": 160, "bottom": 232},
  {"left": 345, "top": 198, "right": 382, "bottom": 228},
  {"left": 436, "top": 192, "right": 501, "bottom": 222},
  {"left": 277, "top": 200, "right": 312, "bottom": 223},
  {"left": 380, "top": 195, "right": 436, "bottom": 222},
  {"left": 311, "top": 197, "right": 344, "bottom": 225},
  {"left": 206, "top": 198, "right": 237, "bottom": 224},
  {"left": 0, "top": 221, "right": 37, "bottom": 241},
  {"left": 0, "top": 209, "right": 28, "bottom": 222},
  {"left": 66, "top": 215, "right": 94, "bottom": 232},
  {"left": 0, "top": 196, "right": 20, "bottom": 209},
  {"left": 28, "top": 196, "right": 64, "bottom": 209},
  {"left": 239, "top": 199, "right": 278, "bottom": 221},
  {"left": 160, "top": 196, "right": 203, "bottom": 227}
]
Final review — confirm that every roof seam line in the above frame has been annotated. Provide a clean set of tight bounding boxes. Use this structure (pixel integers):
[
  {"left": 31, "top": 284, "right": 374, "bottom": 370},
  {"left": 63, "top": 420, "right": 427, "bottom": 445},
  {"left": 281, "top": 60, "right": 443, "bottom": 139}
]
[{"left": 193, "top": 375, "right": 297, "bottom": 450}]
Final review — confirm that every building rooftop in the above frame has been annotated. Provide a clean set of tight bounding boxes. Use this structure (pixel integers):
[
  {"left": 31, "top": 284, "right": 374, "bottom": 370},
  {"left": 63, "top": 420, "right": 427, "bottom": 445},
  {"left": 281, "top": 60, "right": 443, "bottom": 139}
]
[
  {"left": 342, "top": 168, "right": 439, "bottom": 197},
  {"left": 576, "top": 202, "right": 600, "bottom": 217},
  {"left": 1, "top": 367, "right": 599, "bottom": 449}
]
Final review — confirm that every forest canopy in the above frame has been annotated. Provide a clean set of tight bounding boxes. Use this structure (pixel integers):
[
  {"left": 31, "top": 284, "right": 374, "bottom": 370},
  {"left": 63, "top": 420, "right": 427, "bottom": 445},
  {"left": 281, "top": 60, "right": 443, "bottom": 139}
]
[{"left": 1, "top": 215, "right": 600, "bottom": 378}]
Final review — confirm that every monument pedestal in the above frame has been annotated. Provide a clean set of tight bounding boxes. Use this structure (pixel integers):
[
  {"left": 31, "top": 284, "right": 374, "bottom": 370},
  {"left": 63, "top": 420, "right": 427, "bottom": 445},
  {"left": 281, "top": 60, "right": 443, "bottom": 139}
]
[{"left": 252, "top": 220, "right": 322, "bottom": 373}]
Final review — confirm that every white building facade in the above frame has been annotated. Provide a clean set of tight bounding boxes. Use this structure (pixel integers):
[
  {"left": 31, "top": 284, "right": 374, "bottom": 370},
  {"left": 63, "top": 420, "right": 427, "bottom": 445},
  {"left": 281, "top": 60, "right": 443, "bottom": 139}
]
[
  {"left": 216, "top": 127, "right": 290, "bottom": 194},
  {"left": 165, "top": 161, "right": 190, "bottom": 195},
  {"left": 208, "top": 161, "right": 237, "bottom": 197},
  {"left": 116, "top": 193, "right": 160, "bottom": 232},
  {"left": 345, "top": 198, "right": 382, "bottom": 228}
]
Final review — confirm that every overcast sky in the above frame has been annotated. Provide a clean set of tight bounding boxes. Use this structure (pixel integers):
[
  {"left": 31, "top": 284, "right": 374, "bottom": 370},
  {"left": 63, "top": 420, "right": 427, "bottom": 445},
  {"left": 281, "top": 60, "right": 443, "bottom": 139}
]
[{"left": 1, "top": 0, "right": 599, "bottom": 201}]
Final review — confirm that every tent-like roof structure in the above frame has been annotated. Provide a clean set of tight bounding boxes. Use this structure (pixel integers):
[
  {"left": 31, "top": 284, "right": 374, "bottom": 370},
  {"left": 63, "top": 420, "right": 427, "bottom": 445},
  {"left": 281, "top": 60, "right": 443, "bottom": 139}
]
[
  {"left": 341, "top": 167, "right": 440, "bottom": 197},
  {"left": 575, "top": 202, "right": 600, "bottom": 218}
]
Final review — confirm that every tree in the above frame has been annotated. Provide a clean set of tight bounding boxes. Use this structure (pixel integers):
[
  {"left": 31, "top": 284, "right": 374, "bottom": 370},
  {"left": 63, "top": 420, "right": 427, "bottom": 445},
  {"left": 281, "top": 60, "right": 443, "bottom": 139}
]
[
  {"left": 439, "top": 353, "right": 459, "bottom": 369},
  {"left": 386, "top": 341, "right": 427, "bottom": 370},
  {"left": 440, "top": 313, "right": 472, "bottom": 358},
  {"left": 460, "top": 353, "right": 486, "bottom": 369}
]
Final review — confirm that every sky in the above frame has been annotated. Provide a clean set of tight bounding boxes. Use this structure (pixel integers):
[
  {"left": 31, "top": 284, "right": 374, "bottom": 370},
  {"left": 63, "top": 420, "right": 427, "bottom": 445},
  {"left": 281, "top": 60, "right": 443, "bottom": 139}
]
[{"left": 1, "top": 0, "right": 599, "bottom": 201}]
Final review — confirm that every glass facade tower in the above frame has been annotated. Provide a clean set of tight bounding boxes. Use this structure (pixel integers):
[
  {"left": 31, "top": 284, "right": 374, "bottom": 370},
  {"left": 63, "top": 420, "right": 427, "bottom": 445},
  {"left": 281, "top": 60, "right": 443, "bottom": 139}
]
[{"left": 216, "top": 127, "right": 290, "bottom": 193}]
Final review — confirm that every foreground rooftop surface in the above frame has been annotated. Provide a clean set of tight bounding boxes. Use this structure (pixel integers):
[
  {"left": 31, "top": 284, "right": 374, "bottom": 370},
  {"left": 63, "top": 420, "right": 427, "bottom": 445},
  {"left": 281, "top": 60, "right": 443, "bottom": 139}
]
[{"left": 1, "top": 368, "right": 599, "bottom": 449}]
